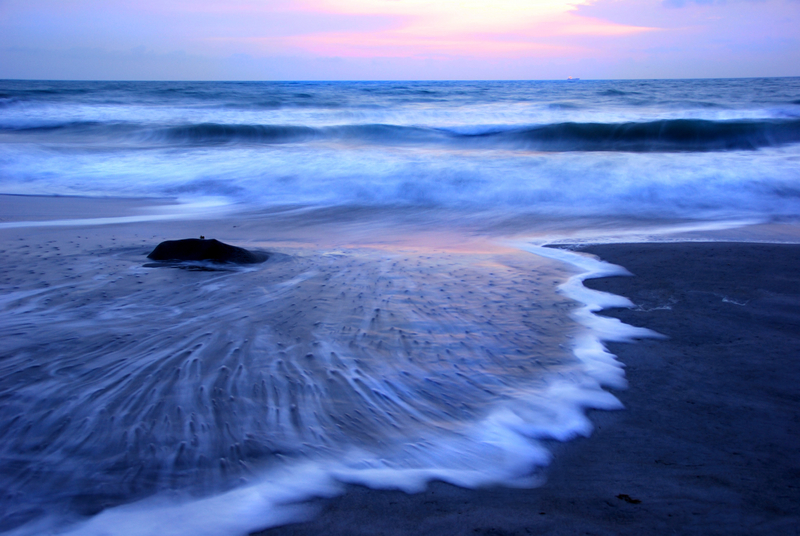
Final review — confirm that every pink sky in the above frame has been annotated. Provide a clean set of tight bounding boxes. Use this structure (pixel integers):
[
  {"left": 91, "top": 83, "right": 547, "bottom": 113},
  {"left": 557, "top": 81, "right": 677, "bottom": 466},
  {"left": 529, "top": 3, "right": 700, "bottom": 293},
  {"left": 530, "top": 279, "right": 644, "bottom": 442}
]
[{"left": 1, "top": 0, "right": 798, "bottom": 80}]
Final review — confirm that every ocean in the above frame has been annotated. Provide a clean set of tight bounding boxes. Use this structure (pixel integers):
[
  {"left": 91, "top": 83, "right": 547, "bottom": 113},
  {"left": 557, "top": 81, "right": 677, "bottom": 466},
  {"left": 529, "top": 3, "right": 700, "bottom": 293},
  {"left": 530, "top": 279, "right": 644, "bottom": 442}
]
[
  {"left": 1, "top": 78, "right": 799, "bottom": 535},
  {"left": 3, "top": 78, "right": 800, "bottom": 221}
]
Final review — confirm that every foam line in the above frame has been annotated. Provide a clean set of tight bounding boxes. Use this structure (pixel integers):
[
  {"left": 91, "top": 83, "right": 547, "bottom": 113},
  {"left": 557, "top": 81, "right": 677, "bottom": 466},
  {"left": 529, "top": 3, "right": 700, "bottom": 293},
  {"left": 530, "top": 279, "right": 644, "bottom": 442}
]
[
  {"left": 17, "top": 466, "right": 341, "bottom": 536},
  {"left": 0, "top": 198, "right": 233, "bottom": 229},
  {"left": 516, "top": 243, "right": 664, "bottom": 390}
]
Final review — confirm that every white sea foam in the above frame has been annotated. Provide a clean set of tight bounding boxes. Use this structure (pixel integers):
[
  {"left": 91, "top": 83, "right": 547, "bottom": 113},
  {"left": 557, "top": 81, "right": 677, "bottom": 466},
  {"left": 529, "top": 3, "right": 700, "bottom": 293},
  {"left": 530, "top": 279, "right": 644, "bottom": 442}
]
[
  {"left": 518, "top": 244, "right": 664, "bottom": 389},
  {"left": 0, "top": 197, "right": 234, "bottom": 229}
]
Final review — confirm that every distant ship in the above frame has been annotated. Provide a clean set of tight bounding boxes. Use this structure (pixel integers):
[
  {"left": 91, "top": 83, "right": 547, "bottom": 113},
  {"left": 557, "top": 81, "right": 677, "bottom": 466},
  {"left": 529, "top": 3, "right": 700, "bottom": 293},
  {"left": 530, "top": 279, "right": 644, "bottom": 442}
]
[{"left": 567, "top": 77, "right": 580, "bottom": 81}]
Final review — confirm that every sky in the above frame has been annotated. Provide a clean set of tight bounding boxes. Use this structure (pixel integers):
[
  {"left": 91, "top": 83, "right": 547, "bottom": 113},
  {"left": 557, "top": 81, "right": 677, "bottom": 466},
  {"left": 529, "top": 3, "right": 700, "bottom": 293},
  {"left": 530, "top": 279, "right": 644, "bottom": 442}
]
[{"left": 1, "top": 0, "right": 798, "bottom": 80}]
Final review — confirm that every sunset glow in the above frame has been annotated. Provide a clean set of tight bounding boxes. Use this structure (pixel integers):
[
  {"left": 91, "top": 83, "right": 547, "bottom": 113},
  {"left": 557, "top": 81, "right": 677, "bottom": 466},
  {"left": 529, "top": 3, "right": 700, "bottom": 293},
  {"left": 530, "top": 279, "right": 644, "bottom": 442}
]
[
  {"left": 0, "top": 0, "right": 798, "bottom": 79},
  {"left": 234, "top": 0, "right": 657, "bottom": 59}
]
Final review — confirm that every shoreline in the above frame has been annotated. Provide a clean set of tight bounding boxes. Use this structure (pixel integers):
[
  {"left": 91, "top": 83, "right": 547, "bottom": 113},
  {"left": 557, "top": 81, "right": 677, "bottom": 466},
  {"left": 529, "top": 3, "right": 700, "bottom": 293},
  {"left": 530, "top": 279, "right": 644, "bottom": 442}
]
[
  {"left": 256, "top": 241, "right": 800, "bottom": 536},
  {"left": 5, "top": 192, "right": 800, "bottom": 245},
  {"left": 0, "top": 193, "right": 179, "bottom": 223},
  {"left": 1, "top": 194, "right": 799, "bottom": 535}
]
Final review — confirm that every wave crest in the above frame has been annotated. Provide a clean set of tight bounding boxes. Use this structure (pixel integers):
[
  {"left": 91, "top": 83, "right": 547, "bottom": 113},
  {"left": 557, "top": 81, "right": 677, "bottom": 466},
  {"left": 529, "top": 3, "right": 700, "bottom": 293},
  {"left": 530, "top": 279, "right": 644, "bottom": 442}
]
[{"left": 5, "top": 118, "right": 800, "bottom": 152}]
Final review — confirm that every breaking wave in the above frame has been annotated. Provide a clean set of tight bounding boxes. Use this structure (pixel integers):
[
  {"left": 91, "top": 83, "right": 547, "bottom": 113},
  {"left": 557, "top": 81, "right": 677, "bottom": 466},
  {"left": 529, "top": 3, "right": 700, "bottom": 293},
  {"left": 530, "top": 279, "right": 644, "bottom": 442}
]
[{"left": 5, "top": 118, "right": 800, "bottom": 152}]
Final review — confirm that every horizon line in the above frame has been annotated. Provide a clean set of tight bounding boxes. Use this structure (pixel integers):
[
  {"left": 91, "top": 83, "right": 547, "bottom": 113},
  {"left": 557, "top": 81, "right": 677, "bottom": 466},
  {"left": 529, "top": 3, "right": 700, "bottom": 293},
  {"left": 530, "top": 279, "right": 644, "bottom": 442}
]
[{"left": 2, "top": 75, "right": 800, "bottom": 83}]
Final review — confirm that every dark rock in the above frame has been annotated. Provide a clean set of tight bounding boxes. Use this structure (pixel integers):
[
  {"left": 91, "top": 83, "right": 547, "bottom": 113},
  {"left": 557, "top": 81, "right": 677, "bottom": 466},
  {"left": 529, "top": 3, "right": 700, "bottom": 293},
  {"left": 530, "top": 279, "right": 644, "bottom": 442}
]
[{"left": 147, "top": 238, "right": 268, "bottom": 264}]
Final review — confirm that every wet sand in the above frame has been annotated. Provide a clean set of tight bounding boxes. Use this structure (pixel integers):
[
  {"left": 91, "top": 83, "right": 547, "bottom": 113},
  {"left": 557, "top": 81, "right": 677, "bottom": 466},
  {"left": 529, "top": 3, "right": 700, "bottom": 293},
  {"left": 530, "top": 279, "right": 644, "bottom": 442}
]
[
  {"left": 257, "top": 242, "right": 800, "bottom": 536},
  {"left": 0, "top": 194, "right": 177, "bottom": 223},
  {"left": 2, "top": 195, "right": 798, "bottom": 535}
]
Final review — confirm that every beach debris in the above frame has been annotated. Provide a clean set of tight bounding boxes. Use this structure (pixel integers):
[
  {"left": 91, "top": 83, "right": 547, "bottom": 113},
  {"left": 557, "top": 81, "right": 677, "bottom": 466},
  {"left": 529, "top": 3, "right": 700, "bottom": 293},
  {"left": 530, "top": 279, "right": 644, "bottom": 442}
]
[
  {"left": 147, "top": 238, "right": 268, "bottom": 264},
  {"left": 616, "top": 494, "right": 641, "bottom": 504}
]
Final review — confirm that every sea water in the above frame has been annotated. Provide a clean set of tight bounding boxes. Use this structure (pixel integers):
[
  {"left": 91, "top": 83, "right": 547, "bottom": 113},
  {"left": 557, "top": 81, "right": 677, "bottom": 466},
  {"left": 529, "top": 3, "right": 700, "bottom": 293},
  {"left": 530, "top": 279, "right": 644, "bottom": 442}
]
[
  {"left": 2, "top": 79, "right": 800, "bottom": 221},
  {"left": 0, "top": 78, "right": 799, "bottom": 535}
]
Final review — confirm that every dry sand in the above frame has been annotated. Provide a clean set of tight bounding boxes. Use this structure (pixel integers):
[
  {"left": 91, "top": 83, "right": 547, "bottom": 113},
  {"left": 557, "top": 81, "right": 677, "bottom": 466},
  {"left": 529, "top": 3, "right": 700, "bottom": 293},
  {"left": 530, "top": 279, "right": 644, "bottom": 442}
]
[{"left": 257, "top": 242, "right": 800, "bottom": 536}]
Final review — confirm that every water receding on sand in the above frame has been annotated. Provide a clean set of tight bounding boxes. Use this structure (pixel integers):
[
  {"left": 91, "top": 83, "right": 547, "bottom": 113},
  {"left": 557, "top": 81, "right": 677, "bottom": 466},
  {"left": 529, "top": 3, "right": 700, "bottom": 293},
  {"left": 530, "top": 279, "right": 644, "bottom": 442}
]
[{"left": 0, "top": 213, "right": 651, "bottom": 535}]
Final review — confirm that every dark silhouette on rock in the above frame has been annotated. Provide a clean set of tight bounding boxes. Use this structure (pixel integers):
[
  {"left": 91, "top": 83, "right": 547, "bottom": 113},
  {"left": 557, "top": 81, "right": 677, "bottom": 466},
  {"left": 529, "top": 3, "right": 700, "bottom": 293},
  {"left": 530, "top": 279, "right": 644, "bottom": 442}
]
[{"left": 147, "top": 238, "right": 268, "bottom": 264}]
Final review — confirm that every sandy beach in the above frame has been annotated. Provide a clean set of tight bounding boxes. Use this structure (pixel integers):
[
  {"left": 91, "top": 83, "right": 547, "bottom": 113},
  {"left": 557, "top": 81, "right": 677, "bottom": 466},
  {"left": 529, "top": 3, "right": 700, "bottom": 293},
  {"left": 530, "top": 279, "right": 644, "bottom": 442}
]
[
  {"left": 1, "top": 194, "right": 799, "bottom": 535},
  {"left": 257, "top": 242, "right": 800, "bottom": 536}
]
